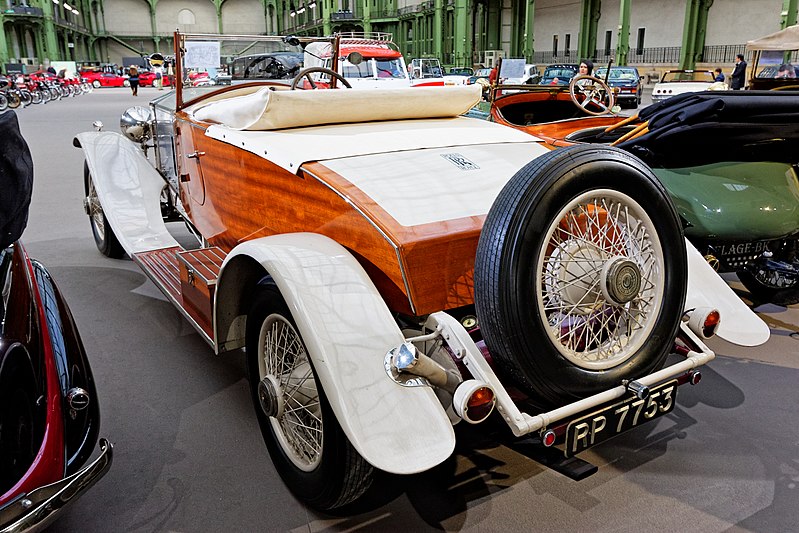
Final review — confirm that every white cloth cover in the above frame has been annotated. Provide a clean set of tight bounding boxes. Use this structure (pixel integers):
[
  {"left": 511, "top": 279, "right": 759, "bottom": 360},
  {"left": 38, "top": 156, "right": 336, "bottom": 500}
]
[{"left": 192, "top": 84, "right": 482, "bottom": 130}]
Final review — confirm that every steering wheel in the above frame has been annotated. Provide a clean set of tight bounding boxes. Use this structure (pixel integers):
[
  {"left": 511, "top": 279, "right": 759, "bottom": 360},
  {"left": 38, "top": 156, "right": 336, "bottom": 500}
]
[
  {"left": 568, "top": 74, "right": 616, "bottom": 116},
  {"left": 291, "top": 67, "right": 352, "bottom": 90}
]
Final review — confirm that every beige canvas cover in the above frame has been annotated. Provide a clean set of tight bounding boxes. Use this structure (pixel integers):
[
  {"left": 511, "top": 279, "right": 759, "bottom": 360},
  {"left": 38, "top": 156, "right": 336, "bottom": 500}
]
[
  {"left": 192, "top": 85, "right": 482, "bottom": 130},
  {"left": 745, "top": 24, "right": 799, "bottom": 51}
]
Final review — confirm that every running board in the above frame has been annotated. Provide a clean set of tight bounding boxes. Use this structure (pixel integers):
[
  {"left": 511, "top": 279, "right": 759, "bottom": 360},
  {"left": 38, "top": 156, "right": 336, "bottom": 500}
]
[{"left": 133, "top": 246, "right": 225, "bottom": 345}]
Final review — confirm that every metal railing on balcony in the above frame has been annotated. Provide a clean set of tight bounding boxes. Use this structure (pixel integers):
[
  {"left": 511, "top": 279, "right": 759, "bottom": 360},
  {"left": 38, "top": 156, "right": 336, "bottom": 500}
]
[
  {"left": 331, "top": 10, "right": 358, "bottom": 20},
  {"left": 533, "top": 45, "right": 753, "bottom": 67},
  {"left": 372, "top": 8, "right": 397, "bottom": 18},
  {"left": 3, "top": 5, "right": 43, "bottom": 16},
  {"left": 397, "top": 6, "right": 415, "bottom": 17}
]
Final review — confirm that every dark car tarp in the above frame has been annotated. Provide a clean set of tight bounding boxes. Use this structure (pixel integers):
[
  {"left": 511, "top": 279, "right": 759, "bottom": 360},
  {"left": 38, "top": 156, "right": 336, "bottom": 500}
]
[
  {"left": 616, "top": 91, "right": 799, "bottom": 167},
  {"left": 0, "top": 110, "right": 34, "bottom": 249}
]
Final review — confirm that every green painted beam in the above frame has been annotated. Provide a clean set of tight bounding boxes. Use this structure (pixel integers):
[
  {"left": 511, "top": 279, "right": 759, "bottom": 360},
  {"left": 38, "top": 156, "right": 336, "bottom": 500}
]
[
  {"left": 453, "top": 0, "right": 469, "bottom": 66},
  {"left": 523, "top": 0, "right": 535, "bottom": 61},
  {"left": 615, "top": 0, "right": 630, "bottom": 65},
  {"left": 578, "top": 0, "right": 600, "bottom": 60},
  {"left": 434, "top": 0, "right": 443, "bottom": 59},
  {"left": 782, "top": 0, "right": 798, "bottom": 28},
  {"left": 0, "top": 17, "right": 8, "bottom": 64},
  {"left": 679, "top": 0, "right": 711, "bottom": 70}
]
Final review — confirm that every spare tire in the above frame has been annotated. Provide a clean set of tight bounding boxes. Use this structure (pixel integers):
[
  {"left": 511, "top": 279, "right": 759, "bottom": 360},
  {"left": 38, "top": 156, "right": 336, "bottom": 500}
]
[{"left": 474, "top": 145, "right": 687, "bottom": 408}]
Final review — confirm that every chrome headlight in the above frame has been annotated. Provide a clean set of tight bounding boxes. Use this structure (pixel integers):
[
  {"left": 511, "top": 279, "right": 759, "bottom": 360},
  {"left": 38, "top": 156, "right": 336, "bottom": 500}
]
[{"left": 120, "top": 106, "right": 154, "bottom": 143}]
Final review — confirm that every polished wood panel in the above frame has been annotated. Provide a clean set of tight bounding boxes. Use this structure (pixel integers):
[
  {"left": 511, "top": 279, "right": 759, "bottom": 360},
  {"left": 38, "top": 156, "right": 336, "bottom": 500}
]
[
  {"left": 177, "top": 247, "right": 224, "bottom": 334},
  {"left": 176, "top": 112, "right": 486, "bottom": 315}
]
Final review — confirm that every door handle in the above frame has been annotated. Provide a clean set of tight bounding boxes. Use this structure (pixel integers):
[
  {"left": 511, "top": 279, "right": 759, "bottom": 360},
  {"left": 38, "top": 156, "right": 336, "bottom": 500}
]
[{"left": 187, "top": 151, "right": 205, "bottom": 159}]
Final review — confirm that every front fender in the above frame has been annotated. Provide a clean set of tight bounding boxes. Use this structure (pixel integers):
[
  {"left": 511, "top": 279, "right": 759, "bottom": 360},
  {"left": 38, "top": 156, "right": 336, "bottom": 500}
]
[
  {"left": 685, "top": 238, "right": 770, "bottom": 346},
  {"left": 216, "top": 233, "right": 455, "bottom": 475},
  {"left": 73, "top": 131, "right": 177, "bottom": 255}
]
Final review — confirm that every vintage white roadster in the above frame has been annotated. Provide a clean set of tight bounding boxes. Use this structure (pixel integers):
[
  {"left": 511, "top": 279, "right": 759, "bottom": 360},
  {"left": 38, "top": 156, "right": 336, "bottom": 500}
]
[{"left": 74, "top": 32, "right": 769, "bottom": 511}]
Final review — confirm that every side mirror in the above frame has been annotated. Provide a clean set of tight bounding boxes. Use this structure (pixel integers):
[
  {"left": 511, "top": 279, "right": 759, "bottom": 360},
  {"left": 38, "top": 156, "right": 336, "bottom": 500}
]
[{"left": 347, "top": 52, "right": 364, "bottom": 66}]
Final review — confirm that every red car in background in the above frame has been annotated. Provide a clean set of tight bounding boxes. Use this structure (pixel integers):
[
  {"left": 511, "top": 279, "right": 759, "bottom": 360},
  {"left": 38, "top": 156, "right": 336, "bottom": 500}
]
[
  {"left": 138, "top": 71, "right": 172, "bottom": 87},
  {"left": 79, "top": 70, "right": 129, "bottom": 88}
]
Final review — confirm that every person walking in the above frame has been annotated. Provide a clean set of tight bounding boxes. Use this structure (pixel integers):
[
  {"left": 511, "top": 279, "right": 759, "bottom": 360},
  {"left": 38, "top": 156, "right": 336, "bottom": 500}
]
[
  {"left": 153, "top": 63, "right": 164, "bottom": 90},
  {"left": 128, "top": 66, "right": 140, "bottom": 96},
  {"left": 730, "top": 53, "right": 747, "bottom": 90}
]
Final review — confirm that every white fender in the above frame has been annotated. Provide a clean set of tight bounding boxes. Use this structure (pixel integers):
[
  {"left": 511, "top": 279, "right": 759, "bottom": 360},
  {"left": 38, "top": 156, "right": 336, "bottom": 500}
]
[
  {"left": 74, "top": 131, "right": 178, "bottom": 254},
  {"left": 685, "top": 238, "right": 770, "bottom": 346},
  {"left": 219, "top": 233, "right": 456, "bottom": 475}
]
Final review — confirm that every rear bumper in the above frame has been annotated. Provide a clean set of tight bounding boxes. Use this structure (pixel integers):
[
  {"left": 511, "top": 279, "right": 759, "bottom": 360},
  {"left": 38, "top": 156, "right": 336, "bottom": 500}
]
[{"left": 0, "top": 439, "right": 113, "bottom": 533}]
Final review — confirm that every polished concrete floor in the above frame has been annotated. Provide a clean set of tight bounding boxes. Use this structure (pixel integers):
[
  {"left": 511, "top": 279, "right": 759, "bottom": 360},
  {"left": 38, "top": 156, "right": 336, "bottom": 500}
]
[{"left": 10, "top": 87, "right": 799, "bottom": 532}]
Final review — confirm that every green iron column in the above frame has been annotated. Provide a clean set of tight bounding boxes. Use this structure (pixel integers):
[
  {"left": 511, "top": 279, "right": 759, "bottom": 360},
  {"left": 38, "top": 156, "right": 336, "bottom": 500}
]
[
  {"left": 523, "top": 0, "right": 535, "bottom": 62},
  {"left": 215, "top": 0, "right": 224, "bottom": 34},
  {"left": 0, "top": 16, "right": 9, "bottom": 64},
  {"left": 781, "top": 0, "right": 798, "bottom": 28},
  {"left": 323, "top": 0, "right": 332, "bottom": 35},
  {"left": 615, "top": 0, "right": 630, "bottom": 65},
  {"left": 434, "top": 0, "right": 443, "bottom": 59},
  {"left": 149, "top": 0, "right": 161, "bottom": 52},
  {"left": 453, "top": 0, "right": 469, "bottom": 66},
  {"left": 578, "top": 0, "right": 600, "bottom": 60},
  {"left": 679, "top": 0, "right": 712, "bottom": 70},
  {"left": 363, "top": 0, "right": 372, "bottom": 33},
  {"left": 42, "top": 0, "right": 60, "bottom": 62}
]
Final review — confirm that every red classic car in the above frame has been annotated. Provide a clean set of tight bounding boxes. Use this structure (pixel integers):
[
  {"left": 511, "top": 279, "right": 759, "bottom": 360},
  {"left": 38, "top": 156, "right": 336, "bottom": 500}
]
[
  {"left": 1, "top": 110, "right": 111, "bottom": 531},
  {"left": 79, "top": 70, "right": 129, "bottom": 88},
  {"left": 138, "top": 71, "right": 172, "bottom": 87},
  {"left": 74, "top": 32, "right": 767, "bottom": 512}
]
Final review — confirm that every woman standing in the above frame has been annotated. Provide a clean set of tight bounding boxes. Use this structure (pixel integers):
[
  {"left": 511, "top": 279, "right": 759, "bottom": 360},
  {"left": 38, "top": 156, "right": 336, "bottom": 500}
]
[{"left": 128, "top": 66, "right": 140, "bottom": 96}]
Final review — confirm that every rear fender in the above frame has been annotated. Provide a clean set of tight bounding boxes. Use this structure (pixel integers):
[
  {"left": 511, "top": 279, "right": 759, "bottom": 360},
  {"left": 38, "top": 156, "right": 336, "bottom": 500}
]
[
  {"left": 73, "top": 131, "right": 177, "bottom": 254},
  {"left": 216, "top": 232, "right": 455, "bottom": 474},
  {"left": 685, "top": 238, "right": 770, "bottom": 346}
]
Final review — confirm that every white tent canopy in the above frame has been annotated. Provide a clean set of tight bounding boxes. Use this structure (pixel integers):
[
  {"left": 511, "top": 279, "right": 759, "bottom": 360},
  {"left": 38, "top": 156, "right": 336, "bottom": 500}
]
[{"left": 746, "top": 24, "right": 799, "bottom": 51}]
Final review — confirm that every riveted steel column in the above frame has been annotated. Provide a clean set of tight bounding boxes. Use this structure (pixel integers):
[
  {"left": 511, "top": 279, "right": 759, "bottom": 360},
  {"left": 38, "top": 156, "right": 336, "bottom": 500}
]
[
  {"left": 453, "top": 0, "right": 469, "bottom": 67},
  {"left": 362, "top": 0, "right": 372, "bottom": 33},
  {"left": 523, "top": 0, "right": 535, "bottom": 62},
  {"left": 0, "top": 18, "right": 8, "bottom": 64},
  {"left": 578, "top": 0, "right": 600, "bottom": 60},
  {"left": 782, "top": 0, "right": 798, "bottom": 28},
  {"left": 434, "top": 0, "right": 443, "bottom": 59},
  {"left": 41, "top": 0, "right": 59, "bottom": 62},
  {"left": 615, "top": 0, "right": 630, "bottom": 65},
  {"left": 679, "top": 0, "right": 712, "bottom": 70}
]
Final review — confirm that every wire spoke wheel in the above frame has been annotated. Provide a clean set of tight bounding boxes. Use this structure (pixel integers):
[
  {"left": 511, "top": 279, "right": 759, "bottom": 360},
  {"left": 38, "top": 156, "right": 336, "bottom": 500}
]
[
  {"left": 475, "top": 145, "right": 686, "bottom": 407},
  {"left": 246, "top": 283, "right": 373, "bottom": 510},
  {"left": 258, "top": 313, "right": 322, "bottom": 472},
  {"left": 538, "top": 190, "right": 663, "bottom": 370}
]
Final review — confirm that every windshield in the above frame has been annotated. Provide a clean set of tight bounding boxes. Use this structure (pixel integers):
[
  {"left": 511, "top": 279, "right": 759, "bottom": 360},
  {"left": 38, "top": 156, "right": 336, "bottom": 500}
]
[
  {"left": 543, "top": 67, "right": 577, "bottom": 79},
  {"left": 661, "top": 71, "right": 715, "bottom": 82},
  {"left": 595, "top": 68, "right": 638, "bottom": 81}
]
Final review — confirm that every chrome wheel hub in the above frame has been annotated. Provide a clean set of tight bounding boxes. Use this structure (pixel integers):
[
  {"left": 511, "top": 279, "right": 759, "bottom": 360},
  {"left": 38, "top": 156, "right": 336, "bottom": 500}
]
[
  {"left": 257, "top": 375, "right": 284, "bottom": 418},
  {"left": 602, "top": 257, "right": 642, "bottom": 305}
]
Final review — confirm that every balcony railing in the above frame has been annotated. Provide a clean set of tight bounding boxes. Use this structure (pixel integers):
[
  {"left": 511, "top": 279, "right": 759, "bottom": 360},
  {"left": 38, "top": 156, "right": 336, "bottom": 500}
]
[
  {"left": 331, "top": 10, "right": 358, "bottom": 20},
  {"left": 3, "top": 5, "right": 43, "bottom": 16},
  {"left": 532, "top": 44, "right": 751, "bottom": 66},
  {"left": 372, "top": 8, "right": 397, "bottom": 18}
]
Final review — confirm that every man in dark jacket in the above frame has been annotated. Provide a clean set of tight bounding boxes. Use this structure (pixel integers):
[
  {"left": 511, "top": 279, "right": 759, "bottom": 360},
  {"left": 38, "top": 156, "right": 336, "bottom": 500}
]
[
  {"left": 731, "top": 53, "right": 747, "bottom": 90},
  {"left": 0, "top": 111, "right": 34, "bottom": 248}
]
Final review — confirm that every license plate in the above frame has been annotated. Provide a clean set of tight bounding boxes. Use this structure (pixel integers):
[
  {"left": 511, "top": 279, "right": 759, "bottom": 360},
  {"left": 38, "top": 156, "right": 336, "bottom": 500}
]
[
  {"left": 717, "top": 240, "right": 769, "bottom": 257},
  {"left": 565, "top": 380, "right": 678, "bottom": 457}
]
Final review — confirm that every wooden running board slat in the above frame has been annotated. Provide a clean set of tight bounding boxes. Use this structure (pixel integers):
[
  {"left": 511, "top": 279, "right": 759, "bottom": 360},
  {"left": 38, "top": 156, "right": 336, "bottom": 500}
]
[{"left": 134, "top": 247, "right": 183, "bottom": 303}]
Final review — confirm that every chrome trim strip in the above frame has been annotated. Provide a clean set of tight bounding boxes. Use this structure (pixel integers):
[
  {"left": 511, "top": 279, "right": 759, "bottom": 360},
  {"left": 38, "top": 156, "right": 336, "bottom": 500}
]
[
  {"left": 0, "top": 439, "right": 113, "bottom": 533},
  {"left": 302, "top": 167, "right": 416, "bottom": 314}
]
